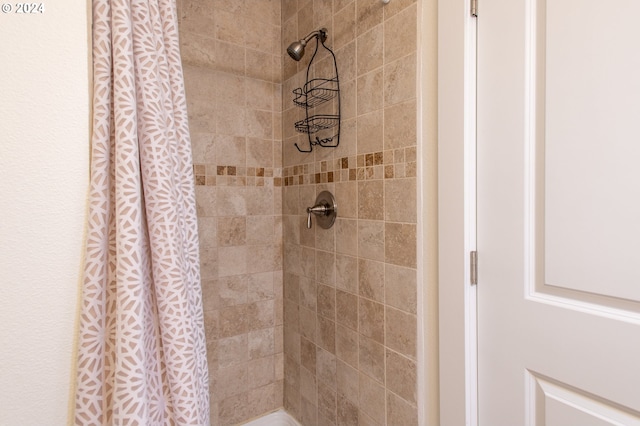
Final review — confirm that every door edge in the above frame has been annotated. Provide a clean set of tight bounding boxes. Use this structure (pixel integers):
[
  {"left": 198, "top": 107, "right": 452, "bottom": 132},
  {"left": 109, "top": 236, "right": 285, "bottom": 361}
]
[{"left": 437, "top": 0, "right": 478, "bottom": 424}]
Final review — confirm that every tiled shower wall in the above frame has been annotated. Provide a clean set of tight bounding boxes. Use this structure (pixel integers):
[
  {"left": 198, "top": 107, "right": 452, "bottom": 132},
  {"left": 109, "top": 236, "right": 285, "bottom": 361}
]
[
  {"left": 178, "top": 0, "right": 419, "bottom": 424},
  {"left": 178, "top": 1, "right": 284, "bottom": 424},
  {"left": 282, "top": 1, "right": 419, "bottom": 425}
]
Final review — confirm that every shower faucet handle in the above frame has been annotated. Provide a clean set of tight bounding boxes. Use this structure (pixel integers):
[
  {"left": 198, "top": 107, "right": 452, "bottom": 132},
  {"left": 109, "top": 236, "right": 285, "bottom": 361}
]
[
  {"left": 305, "top": 191, "right": 337, "bottom": 229},
  {"left": 307, "top": 204, "right": 329, "bottom": 229}
]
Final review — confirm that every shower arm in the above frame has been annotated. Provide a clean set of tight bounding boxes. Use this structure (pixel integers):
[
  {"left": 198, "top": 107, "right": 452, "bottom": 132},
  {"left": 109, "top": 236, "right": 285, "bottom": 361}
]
[{"left": 299, "top": 29, "right": 327, "bottom": 47}]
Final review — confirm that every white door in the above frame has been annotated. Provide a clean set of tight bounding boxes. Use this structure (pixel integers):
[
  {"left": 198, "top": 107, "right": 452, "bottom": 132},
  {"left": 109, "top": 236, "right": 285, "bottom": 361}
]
[{"left": 477, "top": 0, "right": 640, "bottom": 424}]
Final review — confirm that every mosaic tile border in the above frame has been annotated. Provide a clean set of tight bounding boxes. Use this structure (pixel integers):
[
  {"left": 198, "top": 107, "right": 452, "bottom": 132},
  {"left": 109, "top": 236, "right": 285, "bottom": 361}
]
[
  {"left": 193, "top": 165, "right": 282, "bottom": 187},
  {"left": 283, "top": 147, "right": 416, "bottom": 186},
  {"left": 193, "top": 147, "right": 416, "bottom": 187}
]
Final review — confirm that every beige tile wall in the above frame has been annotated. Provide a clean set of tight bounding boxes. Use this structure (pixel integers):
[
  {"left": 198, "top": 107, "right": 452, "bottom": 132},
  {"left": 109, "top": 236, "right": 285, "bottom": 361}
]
[
  {"left": 177, "top": 0, "right": 284, "bottom": 424},
  {"left": 282, "top": 1, "right": 418, "bottom": 425},
  {"left": 178, "top": 0, "right": 419, "bottom": 424}
]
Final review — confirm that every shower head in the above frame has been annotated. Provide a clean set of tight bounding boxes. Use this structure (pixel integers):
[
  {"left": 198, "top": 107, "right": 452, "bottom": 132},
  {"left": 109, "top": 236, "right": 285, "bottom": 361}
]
[
  {"left": 286, "top": 28, "right": 328, "bottom": 61},
  {"left": 286, "top": 40, "right": 306, "bottom": 61}
]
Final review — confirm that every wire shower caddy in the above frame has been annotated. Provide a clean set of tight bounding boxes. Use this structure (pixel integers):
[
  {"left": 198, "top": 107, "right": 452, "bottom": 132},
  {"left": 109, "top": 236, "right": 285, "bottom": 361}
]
[{"left": 291, "top": 30, "right": 341, "bottom": 153}]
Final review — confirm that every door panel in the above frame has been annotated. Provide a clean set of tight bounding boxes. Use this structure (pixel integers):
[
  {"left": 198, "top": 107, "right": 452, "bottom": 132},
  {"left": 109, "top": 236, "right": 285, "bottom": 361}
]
[
  {"left": 477, "top": 0, "right": 640, "bottom": 424},
  {"left": 544, "top": 0, "right": 640, "bottom": 302},
  {"left": 530, "top": 373, "right": 640, "bottom": 426}
]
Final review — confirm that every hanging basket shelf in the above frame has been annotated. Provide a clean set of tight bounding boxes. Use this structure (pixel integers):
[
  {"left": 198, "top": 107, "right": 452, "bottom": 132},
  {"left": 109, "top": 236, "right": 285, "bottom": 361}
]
[
  {"left": 288, "top": 28, "right": 340, "bottom": 153},
  {"left": 294, "top": 114, "right": 340, "bottom": 134},
  {"left": 293, "top": 78, "right": 339, "bottom": 109}
]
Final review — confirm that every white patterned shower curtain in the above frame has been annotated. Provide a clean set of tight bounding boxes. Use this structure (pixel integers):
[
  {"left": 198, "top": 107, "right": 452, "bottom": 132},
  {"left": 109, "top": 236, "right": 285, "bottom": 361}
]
[{"left": 74, "top": 0, "right": 209, "bottom": 424}]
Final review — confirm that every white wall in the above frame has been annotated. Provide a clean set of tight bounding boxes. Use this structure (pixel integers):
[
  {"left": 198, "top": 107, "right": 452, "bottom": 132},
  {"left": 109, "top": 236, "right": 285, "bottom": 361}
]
[
  {"left": 418, "top": 2, "right": 440, "bottom": 425},
  {"left": 0, "top": 1, "right": 90, "bottom": 424}
]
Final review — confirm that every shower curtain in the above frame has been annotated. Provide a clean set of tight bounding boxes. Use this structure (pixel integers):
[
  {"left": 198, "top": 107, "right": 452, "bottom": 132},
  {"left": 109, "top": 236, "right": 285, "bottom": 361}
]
[{"left": 74, "top": 0, "right": 209, "bottom": 424}]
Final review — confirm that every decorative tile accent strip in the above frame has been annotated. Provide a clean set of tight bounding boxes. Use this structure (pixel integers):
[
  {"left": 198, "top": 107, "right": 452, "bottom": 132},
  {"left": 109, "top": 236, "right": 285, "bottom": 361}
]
[
  {"left": 281, "top": 147, "right": 417, "bottom": 186},
  {"left": 193, "top": 148, "right": 415, "bottom": 187},
  {"left": 193, "top": 165, "right": 282, "bottom": 187}
]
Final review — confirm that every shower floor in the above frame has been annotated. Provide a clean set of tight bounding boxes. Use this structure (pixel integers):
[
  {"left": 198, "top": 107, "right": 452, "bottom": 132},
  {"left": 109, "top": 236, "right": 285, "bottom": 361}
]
[{"left": 240, "top": 409, "right": 300, "bottom": 426}]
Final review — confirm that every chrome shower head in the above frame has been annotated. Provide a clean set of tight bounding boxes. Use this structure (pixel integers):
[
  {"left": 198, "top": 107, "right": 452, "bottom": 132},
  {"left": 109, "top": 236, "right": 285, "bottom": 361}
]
[
  {"left": 287, "top": 40, "right": 307, "bottom": 61},
  {"left": 286, "top": 28, "right": 328, "bottom": 61}
]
